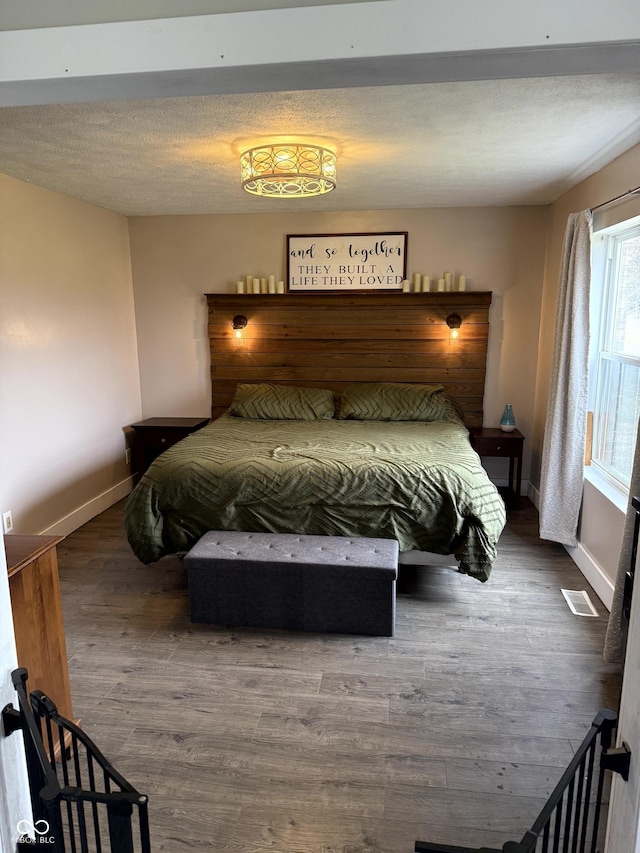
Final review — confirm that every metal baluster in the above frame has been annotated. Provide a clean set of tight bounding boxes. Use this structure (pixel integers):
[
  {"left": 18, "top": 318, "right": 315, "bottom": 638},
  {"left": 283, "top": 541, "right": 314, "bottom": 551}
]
[
  {"left": 138, "top": 796, "right": 151, "bottom": 853},
  {"left": 578, "top": 741, "right": 597, "bottom": 853},
  {"left": 70, "top": 732, "right": 90, "bottom": 853},
  {"left": 589, "top": 748, "right": 608, "bottom": 851},
  {"left": 86, "top": 752, "right": 103, "bottom": 853},
  {"left": 552, "top": 796, "right": 563, "bottom": 852},
  {"left": 55, "top": 720, "right": 78, "bottom": 853},
  {"left": 570, "top": 755, "right": 587, "bottom": 853},
  {"left": 562, "top": 775, "right": 575, "bottom": 852}
]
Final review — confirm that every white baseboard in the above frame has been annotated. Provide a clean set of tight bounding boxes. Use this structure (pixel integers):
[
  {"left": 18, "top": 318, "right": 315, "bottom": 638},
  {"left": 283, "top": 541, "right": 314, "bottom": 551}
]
[
  {"left": 565, "top": 542, "right": 614, "bottom": 612},
  {"left": 528, "top": 483, "right": 540, "bottom": 510},
  {"left": 39, "top": 477, "right": 134, "bottom": 537}
]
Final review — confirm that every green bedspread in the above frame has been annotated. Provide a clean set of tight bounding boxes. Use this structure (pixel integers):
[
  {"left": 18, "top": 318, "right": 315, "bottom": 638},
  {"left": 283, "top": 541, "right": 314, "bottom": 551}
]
[{"left": 124, "top": 414, "right": 506, "bottom": 581}]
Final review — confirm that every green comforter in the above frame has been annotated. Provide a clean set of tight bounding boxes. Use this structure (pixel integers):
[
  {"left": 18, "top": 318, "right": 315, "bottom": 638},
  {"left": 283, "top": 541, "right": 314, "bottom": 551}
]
[{"left": 124, "top": 414, "right": 506, "bottom": 581}]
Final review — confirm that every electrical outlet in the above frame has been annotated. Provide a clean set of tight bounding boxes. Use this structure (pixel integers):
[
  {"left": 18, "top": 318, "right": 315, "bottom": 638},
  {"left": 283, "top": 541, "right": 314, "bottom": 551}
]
[
  {"left": 2, "top": 511, "right": 13, "bottom": 533},
  {"left": 125, "top": 448, "right": 132, "bottom": 465}
]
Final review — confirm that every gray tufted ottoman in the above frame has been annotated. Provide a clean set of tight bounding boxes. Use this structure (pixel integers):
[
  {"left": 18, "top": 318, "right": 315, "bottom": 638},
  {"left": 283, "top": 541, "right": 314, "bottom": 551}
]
[{"left": 184, "top": 530, "right": 399, "bottom": 636}]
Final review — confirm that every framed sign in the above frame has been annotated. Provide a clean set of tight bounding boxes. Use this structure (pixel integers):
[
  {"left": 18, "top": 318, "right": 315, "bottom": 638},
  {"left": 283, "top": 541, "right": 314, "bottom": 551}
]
[{"left": 287, "top": 232, "right": 408, "bottom": 292}]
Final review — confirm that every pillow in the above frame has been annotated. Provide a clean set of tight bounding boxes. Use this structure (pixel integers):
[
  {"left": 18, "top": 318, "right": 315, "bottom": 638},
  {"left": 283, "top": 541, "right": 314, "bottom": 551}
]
[
  {"left": 338, "top": 382, "right": 448, "bottom": 422},
  {"left": 229, "top": 383, "right": 335, "bottom": 421}
]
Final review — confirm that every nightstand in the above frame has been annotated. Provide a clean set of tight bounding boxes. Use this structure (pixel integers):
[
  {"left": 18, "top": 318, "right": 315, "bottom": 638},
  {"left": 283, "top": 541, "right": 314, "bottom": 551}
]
[
  {"left": 130, "top": 417, "right": 209, "bottom": 479},
  {"left": 469, "top": 427, "right": 524, "bottom": 505}
]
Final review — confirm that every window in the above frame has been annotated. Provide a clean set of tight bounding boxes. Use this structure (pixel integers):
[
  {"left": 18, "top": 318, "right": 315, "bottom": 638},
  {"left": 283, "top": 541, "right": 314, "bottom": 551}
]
[{"left": 590, "top": 220, "right": 640, "bottom": 491}]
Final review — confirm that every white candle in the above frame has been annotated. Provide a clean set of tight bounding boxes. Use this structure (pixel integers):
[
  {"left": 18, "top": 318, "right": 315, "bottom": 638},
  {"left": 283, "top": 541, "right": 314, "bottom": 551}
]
[
  {"left": 252, "top": 278, "right": 261, "bottom": 294},
  {"left": 268, "top": 280, "right": 276, "bottom": 294},
  {"left": 413, "top": 273, "right": 421, "bottom": 290},
  {"left": 402, "top": 279, "right": 411, "bottom": 292},
  {"left": 236, "top": 280, "right": 245, "bottom": 293},
  {"left": 437, "top": 279, "right": 445, "bottom": 292},
  {"left": 260, "top": 278, "right": 267, "bottom": 293},
  {"left": 444, "top": 272, "right": 452, "bottom": 291},
  {"left": 276, "top": 281, "right": 285, "bottom": 294},
  {"left": 245, "top": 275, "right": 253, "bottom": 290},
  {"left": 458, "top": 275, "right": 466, "bottom": 291},
  {"left": 422, "top": 276, "right": 431, "bottom": 292}
]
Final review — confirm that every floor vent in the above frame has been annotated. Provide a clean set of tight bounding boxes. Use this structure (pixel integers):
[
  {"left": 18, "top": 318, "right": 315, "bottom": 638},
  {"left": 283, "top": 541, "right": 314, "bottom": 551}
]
[{"left": 561, "top": 588, "right": 599, "bottom": 617}]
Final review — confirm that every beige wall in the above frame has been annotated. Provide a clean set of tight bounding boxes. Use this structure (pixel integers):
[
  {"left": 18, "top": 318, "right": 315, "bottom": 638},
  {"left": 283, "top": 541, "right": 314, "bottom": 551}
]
[
  {"left": 533, "top": 142, "right": 640, "bottom": 599},
  {"left": 129, "top": 205, "right": 549, "bottom": 486},
  {"left": 0, "top": 174, "right": 142, "bottom": 534}
]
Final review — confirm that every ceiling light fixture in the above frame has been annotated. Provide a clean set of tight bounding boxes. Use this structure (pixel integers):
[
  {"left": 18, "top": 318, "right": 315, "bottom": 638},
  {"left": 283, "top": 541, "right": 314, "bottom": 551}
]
[{"left": 240, "top": 144, "right": 336, "bottom": 198}]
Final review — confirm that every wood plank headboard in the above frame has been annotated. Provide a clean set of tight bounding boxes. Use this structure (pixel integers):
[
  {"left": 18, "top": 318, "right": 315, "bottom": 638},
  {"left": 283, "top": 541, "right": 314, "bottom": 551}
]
[{"left": 206, "top": 292, "right": 492, "bottom": 426}]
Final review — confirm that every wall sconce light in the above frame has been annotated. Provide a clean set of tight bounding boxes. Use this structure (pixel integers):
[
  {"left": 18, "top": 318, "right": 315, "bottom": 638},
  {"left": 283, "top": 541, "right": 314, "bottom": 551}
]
[
  {"left": 446, "top": 313, "right": 462, "bottom": 339},
  {"left": 232, "top": 314, "right": 248, "bottom": 340}
]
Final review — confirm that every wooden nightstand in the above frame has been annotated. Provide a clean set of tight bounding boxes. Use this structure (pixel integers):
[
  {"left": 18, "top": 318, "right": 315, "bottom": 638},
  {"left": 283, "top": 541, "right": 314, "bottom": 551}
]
[
  {"left": 130, "top": 417, "right": 209, "bottom": 479},
  {"left": 469, "top": 427, "right": 524, "bottom": 505}
]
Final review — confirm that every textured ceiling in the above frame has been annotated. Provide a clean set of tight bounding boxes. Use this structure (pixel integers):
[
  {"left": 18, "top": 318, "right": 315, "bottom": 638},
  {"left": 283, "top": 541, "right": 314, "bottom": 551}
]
[{"left": 1, "top": 73, "right": 639, "bottom": 216}]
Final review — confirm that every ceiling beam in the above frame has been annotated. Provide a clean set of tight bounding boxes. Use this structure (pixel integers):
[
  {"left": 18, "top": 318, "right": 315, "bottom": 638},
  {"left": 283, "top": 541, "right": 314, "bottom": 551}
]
[{"left": 1, "top": 0, "right": 639, "bottom": 107}]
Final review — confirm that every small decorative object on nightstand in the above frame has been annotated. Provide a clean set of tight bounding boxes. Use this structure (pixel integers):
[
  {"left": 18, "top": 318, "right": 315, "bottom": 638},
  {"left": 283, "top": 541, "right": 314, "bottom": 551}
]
[
  {"left": 130, "top": 417, "right": 209, "bottom": 480},
  {"left": 500, "top": 403, "right": 516, "bottom": 432},
  {"left": 469, "top": 427, "right": 524, "bottom": 505}
]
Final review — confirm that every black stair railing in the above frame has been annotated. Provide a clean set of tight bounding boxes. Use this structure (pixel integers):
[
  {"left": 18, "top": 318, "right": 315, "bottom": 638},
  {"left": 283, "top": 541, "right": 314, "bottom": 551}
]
[
  {"left": 415, "top": 709, "right": 630, "bottom": 853},
  {"left": 3, "top": 667, "right": 150, "bottom": 853}
]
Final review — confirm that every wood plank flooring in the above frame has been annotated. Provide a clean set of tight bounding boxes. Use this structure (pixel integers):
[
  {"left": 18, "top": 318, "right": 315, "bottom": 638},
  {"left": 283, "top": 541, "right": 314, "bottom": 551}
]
[{"left": 55, "top": 500, "right": 621, "bottom": 852}]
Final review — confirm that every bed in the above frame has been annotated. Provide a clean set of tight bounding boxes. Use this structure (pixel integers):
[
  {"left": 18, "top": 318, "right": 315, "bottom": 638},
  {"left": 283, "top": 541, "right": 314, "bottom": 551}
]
[
  {"left": 124, "top": 383, "right": 506, "bottom": 581},
  {"left": 124, "top": 290, "right": 506, "bottom": 581}
]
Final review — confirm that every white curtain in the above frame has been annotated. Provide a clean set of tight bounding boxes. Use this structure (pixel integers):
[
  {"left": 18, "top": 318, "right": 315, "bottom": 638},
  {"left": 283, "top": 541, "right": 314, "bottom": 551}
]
[
  {"left": 539, "top": 210, "right": 592, "bottom": 547},
  {"left": 604, "top": 417, "right": 640, "bottom": 663}
]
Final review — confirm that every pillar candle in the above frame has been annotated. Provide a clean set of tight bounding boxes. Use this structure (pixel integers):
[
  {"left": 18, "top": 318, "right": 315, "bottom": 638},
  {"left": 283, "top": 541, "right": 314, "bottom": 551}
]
[
  {"left": 458, "top": 275, "right": 466, "bottom": 291},
  {"left": 413, "top": 273, "right": 421, "bottom": 290},
  {"left": 444, "top": 272, "right": 452, "bottom": 291},
  {"left": 260, "top": 278, "right": 268, "bottom": 293},
  {"left": 245, "top": 275, "right": 253, "bottom": 290},
  {"left": 236, "top": 280, "right": 245, "bottom": 293},
  {"left": 437, "top": 279, "right": 445, "bottom": 291},
  {"left": 402, "top": 280, "right": 411, "bottom": 292},
  {"left": 422, "top": 276, "right": 431, "bottom": 292},
  {"left": 252, "top": 278, "right": 261, "bottom": 294},
  {"left": 276, "top": 281, "right": 285, "bottom": 294},
  {"left": 268, "top": 278, "right": 276, "bottom": 294}
]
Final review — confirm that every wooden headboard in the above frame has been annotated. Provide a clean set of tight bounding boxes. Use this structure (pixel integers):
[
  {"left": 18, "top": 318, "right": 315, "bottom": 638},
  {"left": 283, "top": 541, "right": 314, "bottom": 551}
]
[{"left": 206, "top": 291, "right": 492, "bottom": 426}]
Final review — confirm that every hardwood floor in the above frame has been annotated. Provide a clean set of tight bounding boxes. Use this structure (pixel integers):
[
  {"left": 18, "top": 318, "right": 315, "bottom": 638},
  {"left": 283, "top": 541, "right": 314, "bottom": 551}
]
[{"left": 55, "top": 500, "right": 621, "bottom": 852}]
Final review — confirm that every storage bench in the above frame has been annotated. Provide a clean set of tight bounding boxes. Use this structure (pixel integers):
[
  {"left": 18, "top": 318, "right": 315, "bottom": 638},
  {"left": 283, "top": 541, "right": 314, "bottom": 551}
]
[{"left": 184, "top": 530, "right": 399, "bottom": 636}]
